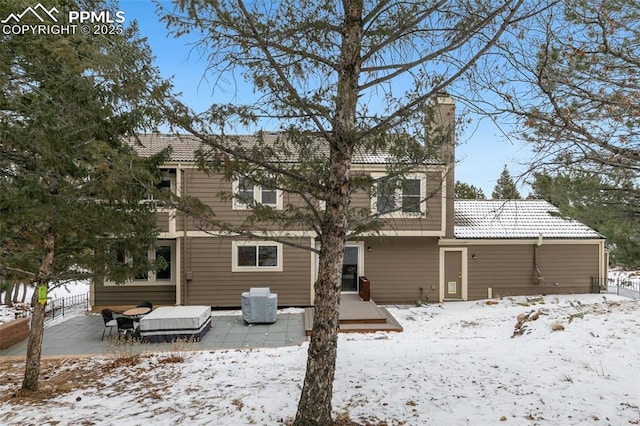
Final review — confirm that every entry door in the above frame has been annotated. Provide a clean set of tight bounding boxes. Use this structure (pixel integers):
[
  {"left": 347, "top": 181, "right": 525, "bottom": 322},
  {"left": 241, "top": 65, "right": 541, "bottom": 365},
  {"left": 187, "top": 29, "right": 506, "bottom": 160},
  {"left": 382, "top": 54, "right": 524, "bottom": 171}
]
[
  {"left": 341, "top": 246, "right": 359, "bottom": 292},
  {"left": 444, "top": 250, "right": 463, "bottom": 299}
]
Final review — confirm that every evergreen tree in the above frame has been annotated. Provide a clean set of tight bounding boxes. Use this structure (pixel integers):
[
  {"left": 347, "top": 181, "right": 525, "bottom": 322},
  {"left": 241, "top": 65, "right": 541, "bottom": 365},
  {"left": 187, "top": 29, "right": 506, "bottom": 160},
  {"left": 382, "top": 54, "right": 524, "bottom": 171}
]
[
  {"left": 0, "top": 0, "right": 172, "bottom": 391},
  {"left": 455, "top": 181, "right": 486, "bottom": 199},
  {"left": 473, "top": 0, "right": 640, "bottom": 214},
  {"left": 532, "top": 172, "right": 640, "bottom": 267},
  {"left": 160, "top": 1, "right": 542, "bottom": 423},
  {"left": 492, "top": 165, "right": 521, "bottom": 199}
]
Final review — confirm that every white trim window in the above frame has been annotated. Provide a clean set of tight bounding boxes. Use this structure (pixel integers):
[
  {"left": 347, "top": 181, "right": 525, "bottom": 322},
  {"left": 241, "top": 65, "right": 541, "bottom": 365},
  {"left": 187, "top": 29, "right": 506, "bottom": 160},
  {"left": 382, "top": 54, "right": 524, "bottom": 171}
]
[
  {"left": 372, "top": 173, "right": 426, "bottom": 217},
  {"left": 232, "top": 241, "right": 283, "bottom": 272},
  {"left": 146, "top": 172, "right": 174, "bottom": 206},
  {"left": 108, "top": 240, "right": 175, "bottom": 286},
  {"left": 232, "top": 176, "right": 282, "bottom": 210}
]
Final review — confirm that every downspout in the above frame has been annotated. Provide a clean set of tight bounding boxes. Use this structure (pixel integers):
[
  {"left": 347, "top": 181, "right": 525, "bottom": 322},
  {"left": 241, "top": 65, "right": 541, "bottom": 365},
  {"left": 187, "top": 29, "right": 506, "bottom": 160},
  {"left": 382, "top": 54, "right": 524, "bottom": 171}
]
[
  {"left": 533, "top": 233, "right": 544, "bottom": 285},
  {"left": 182, "top": 167, "right": 189, "bottom": 305}
]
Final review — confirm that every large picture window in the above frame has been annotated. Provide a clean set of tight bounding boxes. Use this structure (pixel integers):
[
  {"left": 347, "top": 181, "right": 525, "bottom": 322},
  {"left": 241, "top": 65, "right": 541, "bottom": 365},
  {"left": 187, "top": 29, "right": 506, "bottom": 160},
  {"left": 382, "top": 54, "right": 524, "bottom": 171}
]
[
  {"left": 372, "top": 173, "right": 426, "bottom": 217},
  {"left": 233, "top": 176, "right": 282, "bottom": 210},
  {"left": 232, "top": 241, "right": 282, "bottom": 272}
]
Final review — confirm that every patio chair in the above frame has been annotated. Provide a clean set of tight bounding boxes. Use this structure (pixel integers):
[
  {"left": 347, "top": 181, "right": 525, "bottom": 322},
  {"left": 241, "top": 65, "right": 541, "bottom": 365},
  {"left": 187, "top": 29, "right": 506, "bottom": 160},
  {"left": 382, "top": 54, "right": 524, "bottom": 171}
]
[
  {"left": 100, "top": 309, "right": 118, "bottom": 340},
  {"left": 136, "top": 301, "right": 153, "bottom": 311},
  {"left": 116, "top": 316, "right": 136, "bottom": 337}
]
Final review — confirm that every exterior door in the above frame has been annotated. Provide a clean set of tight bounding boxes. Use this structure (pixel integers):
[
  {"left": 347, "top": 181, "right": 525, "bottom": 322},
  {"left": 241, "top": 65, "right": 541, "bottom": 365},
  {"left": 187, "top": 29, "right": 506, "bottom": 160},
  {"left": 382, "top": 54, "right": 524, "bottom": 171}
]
[
  {"left": 341, "top": 246, "right": 359, "bottom": 292},
  {"left": 444, "top": 250, "right": 463, "bottom": 299}
]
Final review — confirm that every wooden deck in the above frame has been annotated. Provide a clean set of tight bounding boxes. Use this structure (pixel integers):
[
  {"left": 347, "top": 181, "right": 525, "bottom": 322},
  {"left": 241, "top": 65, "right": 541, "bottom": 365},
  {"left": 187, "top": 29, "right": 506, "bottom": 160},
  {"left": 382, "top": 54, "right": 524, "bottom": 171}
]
[{"left": 304, "top": 294, "right": 403, "bottom": 335}]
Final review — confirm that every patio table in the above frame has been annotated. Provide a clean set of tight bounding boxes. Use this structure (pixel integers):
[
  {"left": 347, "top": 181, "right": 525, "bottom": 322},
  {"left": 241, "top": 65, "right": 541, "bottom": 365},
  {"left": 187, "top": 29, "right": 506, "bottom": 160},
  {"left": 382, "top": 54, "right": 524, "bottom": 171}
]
[{"left": 123, "top": 307, "right": 151, "bottom": 320}]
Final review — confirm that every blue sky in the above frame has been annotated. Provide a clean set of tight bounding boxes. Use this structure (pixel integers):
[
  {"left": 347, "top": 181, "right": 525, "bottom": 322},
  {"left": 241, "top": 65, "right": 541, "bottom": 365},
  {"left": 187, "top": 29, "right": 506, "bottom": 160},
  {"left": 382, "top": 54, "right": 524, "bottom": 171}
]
[{"left": 121, "top": 1, "right": 533, "bottom": 197}]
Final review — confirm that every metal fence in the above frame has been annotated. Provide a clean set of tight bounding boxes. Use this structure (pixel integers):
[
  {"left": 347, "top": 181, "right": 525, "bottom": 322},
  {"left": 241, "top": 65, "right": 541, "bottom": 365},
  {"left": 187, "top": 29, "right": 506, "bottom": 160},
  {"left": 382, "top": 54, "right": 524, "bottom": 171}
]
[
  {"left": 44, "top": 292, "right": 90, "bottom": 322},
  {"left": 593, "top": 276, "right": 640, "bottom": 300}
]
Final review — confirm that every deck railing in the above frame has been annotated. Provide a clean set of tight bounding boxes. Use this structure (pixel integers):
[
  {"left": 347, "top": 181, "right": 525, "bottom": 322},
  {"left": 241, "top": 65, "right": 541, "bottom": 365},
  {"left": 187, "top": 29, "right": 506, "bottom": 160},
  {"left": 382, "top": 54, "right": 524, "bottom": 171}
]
[{"left": 44, "top": 292, "right": 90, "bottom": 322}]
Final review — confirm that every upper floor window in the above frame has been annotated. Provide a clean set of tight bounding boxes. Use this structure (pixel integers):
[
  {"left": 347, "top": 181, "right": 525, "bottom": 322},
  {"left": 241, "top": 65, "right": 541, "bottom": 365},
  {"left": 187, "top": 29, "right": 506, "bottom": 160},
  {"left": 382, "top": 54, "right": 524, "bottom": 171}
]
[
  {"left": 372, "top": 173, "right": 426, "bottom": 217},
  {"left": 146, "top": 172, "right": 174, "bottom": 206},
  {"left": 233, "top": 176, "right": 282, "bottom": 210}
]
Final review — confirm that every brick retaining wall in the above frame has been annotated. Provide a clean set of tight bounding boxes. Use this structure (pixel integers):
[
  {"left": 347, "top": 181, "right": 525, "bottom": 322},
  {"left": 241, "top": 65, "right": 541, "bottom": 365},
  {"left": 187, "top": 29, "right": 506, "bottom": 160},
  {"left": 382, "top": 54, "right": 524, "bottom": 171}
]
[{"left": 0, "top": 318, "right": 29, "bottom": 349}]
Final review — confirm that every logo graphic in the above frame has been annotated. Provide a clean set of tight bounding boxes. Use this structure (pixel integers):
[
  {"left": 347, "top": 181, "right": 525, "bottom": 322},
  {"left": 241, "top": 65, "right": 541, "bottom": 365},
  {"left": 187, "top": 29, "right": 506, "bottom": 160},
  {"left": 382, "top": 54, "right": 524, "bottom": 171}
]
[
  {"left": 1, "top": 3, "right": 58, "bottom": 24},
  {"left": 2, "top": 3, "right": 126, "bottom": 36}
]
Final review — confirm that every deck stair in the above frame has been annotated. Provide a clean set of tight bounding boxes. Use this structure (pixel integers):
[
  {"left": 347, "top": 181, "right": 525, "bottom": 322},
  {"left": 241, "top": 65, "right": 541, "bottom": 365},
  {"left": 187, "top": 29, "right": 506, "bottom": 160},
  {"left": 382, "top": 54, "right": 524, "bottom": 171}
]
[{"left": 304, "top": 294, "right": 403, "bottom": 335}]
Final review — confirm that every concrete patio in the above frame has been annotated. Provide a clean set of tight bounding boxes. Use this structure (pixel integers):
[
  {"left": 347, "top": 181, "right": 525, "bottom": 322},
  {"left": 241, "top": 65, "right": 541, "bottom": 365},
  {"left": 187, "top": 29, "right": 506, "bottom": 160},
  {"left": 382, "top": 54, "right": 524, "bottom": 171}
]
[{"left": 0, "top": 311, "right": 307, "bottom": 358}]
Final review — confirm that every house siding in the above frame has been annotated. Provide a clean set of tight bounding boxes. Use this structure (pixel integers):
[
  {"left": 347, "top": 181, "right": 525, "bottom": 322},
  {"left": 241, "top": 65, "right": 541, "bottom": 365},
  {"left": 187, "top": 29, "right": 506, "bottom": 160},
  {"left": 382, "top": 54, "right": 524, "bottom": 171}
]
[
  {"left": 350, "top": 171, "right": 444, "bottom": 233},
  {"left": 175, "top": 168, "right": 444, "bottom": 234},
  {"left": 92, "top": 279, "right": 176, "bottom": 307},
  {"left": 465, "top": 242, "right": 600, "bottom": 300},
  {"left": 176, "top": 169, "right": 308, "bottom": 232},
  {"left": 181, "top": 237, "right": 312, "bottom": 307},
  {"left": 363, "top": 237, "right": 440, "bottom": 303},
  {"left": 156, "top": 211, "right": 170, "bottom": 232}
]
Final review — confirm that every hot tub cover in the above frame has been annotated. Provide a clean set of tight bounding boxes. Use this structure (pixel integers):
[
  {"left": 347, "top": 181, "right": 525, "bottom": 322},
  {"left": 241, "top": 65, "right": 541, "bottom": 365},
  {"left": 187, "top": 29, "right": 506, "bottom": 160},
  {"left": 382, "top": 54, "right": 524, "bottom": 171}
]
[{"left": 139, "top": 306, "right": 211, "bottom": 343}]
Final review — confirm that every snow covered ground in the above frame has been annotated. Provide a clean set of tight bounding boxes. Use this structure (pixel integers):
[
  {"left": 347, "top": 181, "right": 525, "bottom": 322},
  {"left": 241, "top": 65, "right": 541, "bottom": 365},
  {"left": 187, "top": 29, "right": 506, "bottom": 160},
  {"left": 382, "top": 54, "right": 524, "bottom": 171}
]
[
  {"left": 0, "top": 281, "right": 89, "bottom": 326},
  {"left": 1, "top": 293, "right": 638, "bottom": 425}
]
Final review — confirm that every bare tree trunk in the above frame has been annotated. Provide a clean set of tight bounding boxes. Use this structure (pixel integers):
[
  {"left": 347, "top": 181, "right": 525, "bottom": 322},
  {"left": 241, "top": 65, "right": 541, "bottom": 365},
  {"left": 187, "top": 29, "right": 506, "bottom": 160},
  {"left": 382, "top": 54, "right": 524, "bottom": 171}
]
[
  {"left": 11, "top": 281, "right": 20, "bottom": 303},
  {"left": 295, "top": 231, "right": 345, "bottom": 424},
  {"left": 4, "top": 282, "right": 15, "bottom": 307},
  {"left": 20, "top": 282, "right": 27, "bottom": 303},
  {"left": 21, "top": 229, "right": 54, "bottom": 392},
  {"left": 294, "top": 2, "right": 362, "bottom": 423}
]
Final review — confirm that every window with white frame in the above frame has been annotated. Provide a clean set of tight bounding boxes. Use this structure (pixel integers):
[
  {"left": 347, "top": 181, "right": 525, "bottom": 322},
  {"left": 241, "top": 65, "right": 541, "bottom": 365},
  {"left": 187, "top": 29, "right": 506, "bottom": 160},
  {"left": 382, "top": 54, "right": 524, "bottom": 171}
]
[
  {"left": 146, "top": 172, "right": 174, "bottom": 205},
  {"left": 154, "top": 244, "right": 173, "bottom": 280},
  {"left": 372, "top": 173, "right": 426, "bottom": 216},
  {"left": 232, "top": 241, "right": 283, "bottom": 272},
  {"left": 132, "top": 241, "right": 174, "bottom": 283},
  {"left": 233, "top": 176, "right": 282, "bottom": 210},
  {"left": 107, "top": 241, "right": 175, "bottom": 286}
]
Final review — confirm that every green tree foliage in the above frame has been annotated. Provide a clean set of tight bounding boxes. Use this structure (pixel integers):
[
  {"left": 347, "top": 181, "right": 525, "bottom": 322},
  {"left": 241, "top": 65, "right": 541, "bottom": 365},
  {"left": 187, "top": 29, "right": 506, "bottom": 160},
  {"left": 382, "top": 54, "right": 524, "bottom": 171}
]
[
  {"left": 0, "top": 0, "right": 172, "bottom": 390},
  {"left": 472, "top": 0, "right": 639, "bottom": 223},
  {"left": 160, "top": 1, "right": 542, "bottom": 423},
  {"left": 532, "top": 172, "right": 640, "bottom": 267},
  {"left": 455, "top": 181, "right": 486, "bottom": 199},
  {"left": 492, "top": 165, "right": 522, "bottom": 199}
]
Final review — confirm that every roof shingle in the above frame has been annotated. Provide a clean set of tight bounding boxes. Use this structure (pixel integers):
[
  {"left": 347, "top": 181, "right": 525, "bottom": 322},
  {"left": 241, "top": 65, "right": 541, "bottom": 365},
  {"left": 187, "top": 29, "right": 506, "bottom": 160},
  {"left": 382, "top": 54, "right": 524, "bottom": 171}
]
[{"left": 131, "top": 133, "right": 443, "bottom": 165}]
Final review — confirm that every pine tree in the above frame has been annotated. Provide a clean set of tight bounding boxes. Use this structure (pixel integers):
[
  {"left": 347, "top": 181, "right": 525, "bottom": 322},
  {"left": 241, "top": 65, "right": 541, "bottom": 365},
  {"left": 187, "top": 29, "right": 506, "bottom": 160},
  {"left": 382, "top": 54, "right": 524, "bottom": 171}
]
[
  {"left": 0, "top": 0, "right": 172, "bottom": 391},
  {"left": 455, "top": 181, "right": 486, "bottom": 199},
  {"left": 160, "top": 1, "right": 539, "bottom": 423},
  {"left": 476, "top": 0, "right": 640, "bottom": 214},
  {"left": 492, "top": 166, "right": 521, "bottom": 199},
  {"left": 532, "top": 172, "right": 640, "bottom": 267}
]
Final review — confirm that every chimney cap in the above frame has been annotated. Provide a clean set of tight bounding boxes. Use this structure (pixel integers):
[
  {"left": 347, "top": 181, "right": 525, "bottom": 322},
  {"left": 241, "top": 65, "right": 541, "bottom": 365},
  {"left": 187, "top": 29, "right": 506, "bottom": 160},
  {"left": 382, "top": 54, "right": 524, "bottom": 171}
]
[{"left": 436, "top": 92, "right": 455, "bottom": 104}]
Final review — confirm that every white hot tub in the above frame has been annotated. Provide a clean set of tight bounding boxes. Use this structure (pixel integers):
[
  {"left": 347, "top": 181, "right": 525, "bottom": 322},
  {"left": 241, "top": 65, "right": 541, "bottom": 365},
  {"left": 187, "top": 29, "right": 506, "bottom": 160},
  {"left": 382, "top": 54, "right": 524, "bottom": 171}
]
[{"left": 139, "top": 306, "right": 212, "bottom": 343}]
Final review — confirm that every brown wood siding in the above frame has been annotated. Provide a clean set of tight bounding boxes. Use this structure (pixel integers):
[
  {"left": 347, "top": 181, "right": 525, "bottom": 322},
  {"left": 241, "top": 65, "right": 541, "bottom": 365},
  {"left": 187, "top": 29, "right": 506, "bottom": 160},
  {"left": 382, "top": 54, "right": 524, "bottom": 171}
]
[
  {"left": 176, "top": 170, "right": 306, "bottom": 232},
  {"left": 182, "top": 237, "right": 312, "bottom": 307},
  {"left": 363, "top": 237, "right": 439, "bottom": 303},
  {"left": 349, "top": 172, "right": 443, "bottom": 232},
  {"left": 176, "top": 168, "right": 444, "bottom": 233},
  {"left": 156, "top": 211, "right": 170, "bottom": 232},
  {"left": 93, "top": 279, "right": 176, "bottom": 307},
  {"left": 466, "top": 243, "right": 600, "bottom": 300}
]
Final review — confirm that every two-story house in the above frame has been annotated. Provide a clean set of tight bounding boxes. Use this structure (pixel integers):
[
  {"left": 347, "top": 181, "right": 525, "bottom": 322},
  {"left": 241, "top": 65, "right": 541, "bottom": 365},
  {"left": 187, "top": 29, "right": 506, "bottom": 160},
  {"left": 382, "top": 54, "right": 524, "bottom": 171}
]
[{"left": 91, "top": 98, "right": 606, "bottom": 309}]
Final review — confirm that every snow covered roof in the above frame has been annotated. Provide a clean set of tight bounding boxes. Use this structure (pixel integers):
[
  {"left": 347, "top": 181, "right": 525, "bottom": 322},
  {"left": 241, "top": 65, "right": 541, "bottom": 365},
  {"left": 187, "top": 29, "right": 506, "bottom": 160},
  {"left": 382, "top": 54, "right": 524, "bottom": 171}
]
[
  {"left": 454, "top": 199, "right": 602, "bottom": 239},
  {"left": 131, "top": 133, "right": 443, "bottom": 165}
]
